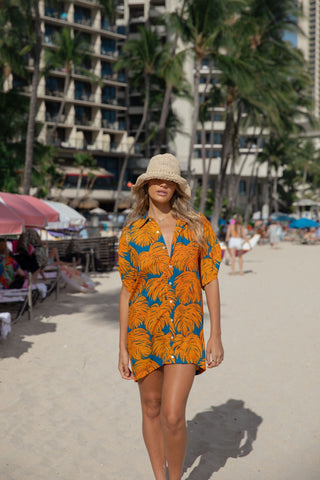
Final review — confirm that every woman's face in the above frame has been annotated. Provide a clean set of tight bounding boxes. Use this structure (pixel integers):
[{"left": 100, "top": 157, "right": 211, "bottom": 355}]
[{"left": 148, "top": 179, "right": 176, "bottom": 206}]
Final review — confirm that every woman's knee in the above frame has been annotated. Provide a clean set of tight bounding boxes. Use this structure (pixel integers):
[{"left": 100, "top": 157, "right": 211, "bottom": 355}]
[
  {"left": 161, "top": 407, "right": 185, "bottom": 434},
  {"left": 141, "top": 394, "right": 162, "bottom": 420}
]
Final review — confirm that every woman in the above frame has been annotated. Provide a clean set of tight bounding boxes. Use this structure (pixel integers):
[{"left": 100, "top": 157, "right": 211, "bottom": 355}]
[
  {"left": 117, "top": 153, "right": 223, "bottom": 480},
  {"left": 225, "top": 215, "right": 251, "bottom": 275},
  {"left": 0, "top": 240, "right": 25, "bottom": 289}
]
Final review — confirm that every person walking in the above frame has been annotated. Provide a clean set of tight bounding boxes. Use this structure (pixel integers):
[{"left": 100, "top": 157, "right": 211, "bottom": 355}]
[
  {"left": 117, "top": 153, "right": 223, "bottom": 480},
  {"left": 225, "top": 214, "right": 251, "bottom": 275}
]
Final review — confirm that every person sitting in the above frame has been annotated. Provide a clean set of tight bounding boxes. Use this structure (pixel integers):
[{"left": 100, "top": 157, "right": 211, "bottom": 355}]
[
  {"left": 0, "top": 240, "right": 25, "bottom": 289},
  {"left": 13, "top": 229, "right": 46, "bottom": 282}
]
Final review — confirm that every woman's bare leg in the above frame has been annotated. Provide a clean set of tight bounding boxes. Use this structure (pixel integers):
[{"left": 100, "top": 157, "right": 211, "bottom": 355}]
[
  {"left": 161, "top": 364, "right": 196, "bottom": 480},
  {"left": 138, "top": 368, "right": 166, "bottom": 480},
  {"left": 230, "top": 248, "right": 236, "bottom": 274},
  {"left": 238, "top": 251, "right": 243, "bottom": 274}
]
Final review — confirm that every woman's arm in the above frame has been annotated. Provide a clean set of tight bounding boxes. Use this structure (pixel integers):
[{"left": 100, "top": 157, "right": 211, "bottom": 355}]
[
  {"left": 204, "top": 278, "right": 224, "bottom": 368},
  {"left": 225, "top": 225, "right": 231, "bottom": 242},
  {"left": 118, "top": 285, "right": 134, "bottom": 380}
]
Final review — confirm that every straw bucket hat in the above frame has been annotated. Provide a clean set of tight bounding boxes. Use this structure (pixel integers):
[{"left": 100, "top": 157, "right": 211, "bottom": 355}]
[{"left": 131, "top": 153, "right": 191, "bottom": 199}]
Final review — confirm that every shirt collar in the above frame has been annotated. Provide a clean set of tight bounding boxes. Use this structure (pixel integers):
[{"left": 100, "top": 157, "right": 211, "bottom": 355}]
[{"left": 136, "top": 212, "right": 186, "bottom": 229}]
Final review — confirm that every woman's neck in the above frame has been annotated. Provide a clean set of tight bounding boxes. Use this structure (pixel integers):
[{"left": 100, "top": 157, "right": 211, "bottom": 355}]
[{"left": 148, "top": 200, "right": 172, "bottom": 222}]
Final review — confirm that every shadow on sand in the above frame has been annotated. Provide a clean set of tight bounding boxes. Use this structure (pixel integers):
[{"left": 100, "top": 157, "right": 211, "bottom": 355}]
[
  {"left": 0, "top": 273, "right": 121, "bottom": 360},
  {"left": 183, "top": 399, "right": 263, "bottom": 480}
]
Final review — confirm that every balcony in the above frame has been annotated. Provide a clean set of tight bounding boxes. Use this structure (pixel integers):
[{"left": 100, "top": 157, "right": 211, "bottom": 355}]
[{"left": 44, "top": 6, "right": 68, "bottom": 21}]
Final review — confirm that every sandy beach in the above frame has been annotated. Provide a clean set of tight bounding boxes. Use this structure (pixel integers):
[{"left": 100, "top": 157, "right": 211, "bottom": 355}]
[{"left": 0, "top": 241, "right": 319, "bottom": 480}]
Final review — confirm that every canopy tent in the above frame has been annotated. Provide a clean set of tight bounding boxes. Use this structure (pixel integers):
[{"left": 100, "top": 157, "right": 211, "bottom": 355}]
[
  {"left": 0, "top": 192, "right": 47, "bottom": 227},
  {"left": 43, "top": 200, "right": 86, "bottom": 228},
  {"left": 0, "top": 202, "right": 24, "bottom": 236}
]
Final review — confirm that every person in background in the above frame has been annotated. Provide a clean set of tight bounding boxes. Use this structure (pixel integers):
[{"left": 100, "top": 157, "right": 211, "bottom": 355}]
[
  {"left": 0, "top": 240, "right": 25, "bottom": 289},
  {"left": 225, "top": 214, "right": 251, "bottom": 275},
  {"left": 13, "top": 230, "right": 43, "bottom": 282},
  {"left": 268, "top": 220, "right": 281, "bottom": 248}
]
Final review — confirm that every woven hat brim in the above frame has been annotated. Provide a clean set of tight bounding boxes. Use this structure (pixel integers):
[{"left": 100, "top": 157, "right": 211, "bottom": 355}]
[{"left": 132, "top": 172, "right": 191, "bottom": 199}]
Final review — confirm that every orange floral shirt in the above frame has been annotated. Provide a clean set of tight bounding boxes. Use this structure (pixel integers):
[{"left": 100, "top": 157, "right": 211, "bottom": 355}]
[{"left": 118, "top": 213, "right": 221, "bottom": 381}]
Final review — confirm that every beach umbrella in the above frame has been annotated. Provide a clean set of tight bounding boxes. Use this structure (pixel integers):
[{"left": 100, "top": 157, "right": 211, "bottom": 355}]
[
  {"left": 272, "top": 214, "right": 295, "bottom": 222},
  {"left": 19, "top": 195, "right": 59, "bottom": 223},
  {"left": 289, "top": 218, "right": 319, "bottom": 229},
  {"left": 43, "top": 200, "right": 86, "bottom": 228},
  {"left": 89, "top": 207, "right": 107, "bottom": 215},
  {"left": 0, "top": 192, "right": 47, "bottom": 227},
  {"left": 0, "top": 202, "right": 24, "bottom": 235}
]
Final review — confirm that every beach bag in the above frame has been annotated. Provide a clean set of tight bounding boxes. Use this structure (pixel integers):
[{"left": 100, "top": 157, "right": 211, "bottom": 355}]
[{"left": 34, "top": 246, "right": 48, "bottom": 269}]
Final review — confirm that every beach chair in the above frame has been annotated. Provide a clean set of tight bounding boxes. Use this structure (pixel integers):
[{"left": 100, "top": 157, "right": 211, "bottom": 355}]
[
  {"left": 39, "top": 264, "right": 61, "bottom": 300},
  {"left": 0, "top": 273, "right": 34, "bottom": 321}
]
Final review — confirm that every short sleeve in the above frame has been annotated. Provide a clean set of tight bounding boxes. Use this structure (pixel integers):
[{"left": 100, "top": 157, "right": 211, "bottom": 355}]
[
  {"left": 117, "top": 227, "right": 137, "bottom": 293},
  {"left": 199, "top": 214, "right": 221, "bottom": 288}
]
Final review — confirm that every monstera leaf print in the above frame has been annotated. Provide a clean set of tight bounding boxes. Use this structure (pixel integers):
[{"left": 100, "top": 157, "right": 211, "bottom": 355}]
[
  {"left": 153, "top": 332, "right": 175, "bottom": 362},
  {"left": 138, "top": 242, "right": 168, "bottom": 275},
  {"left": 128, "top": 296, "right": 149, "bottom": 328},
  {"left": 173, "top": 333, "right": 203, "bottom": 363},
  {"left": 133, "top": 358, "right": 159, "bottom": 379},
  {"left": 127, "top": 328, "right": 151, "bottom": 360},
  {"left": 172, "top": 242, "right": 199, "bottom": 272},
  {"left": 145, "top": 274, "right": 176, "bottom": 303},
  {"left": 173, "top": 303, "right": 202, "bottom": 335},
  {"left": 200, "top": 257, "right": 219, "bottom": 287},
  {"left": 145, "top": 303, "right": 169, "bottom": 334},
  {"left": 130, "top": 224, "right": 158, "bottom": 247},
  {"left": 174, "top": 271, "right": 201, "bottom": 304}
]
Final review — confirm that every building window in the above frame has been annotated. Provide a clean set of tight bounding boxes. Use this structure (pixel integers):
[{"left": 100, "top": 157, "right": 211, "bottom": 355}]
[{"left": 239, "top": 180, "right": 246, "bottom": 196}]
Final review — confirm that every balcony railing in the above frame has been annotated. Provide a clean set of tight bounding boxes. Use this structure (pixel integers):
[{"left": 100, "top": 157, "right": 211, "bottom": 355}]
[
  {"left": 44, "top": 7, "right": 68, "bottom": 21},
  {"left": 74, "top": 16, "right": 93, "bottom": 27}
]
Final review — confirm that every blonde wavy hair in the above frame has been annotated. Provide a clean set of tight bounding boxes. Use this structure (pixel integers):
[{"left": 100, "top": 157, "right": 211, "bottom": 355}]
[{"left": 126, "top": 182, "right": 205, "bottom": 246}]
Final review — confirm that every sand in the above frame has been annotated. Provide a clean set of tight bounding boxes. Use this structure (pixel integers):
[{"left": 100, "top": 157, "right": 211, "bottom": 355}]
[{"left": 0, "top": 242, "right": 319, "bottom": 480}]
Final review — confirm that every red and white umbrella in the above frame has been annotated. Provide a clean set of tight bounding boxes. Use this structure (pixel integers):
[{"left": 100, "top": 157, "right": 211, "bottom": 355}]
[
  {"left": 0, "top": 192, "right": 58, "bottom": 228},
  {"left": 0, "top": 202, "right": 24, "bottom": 235}
]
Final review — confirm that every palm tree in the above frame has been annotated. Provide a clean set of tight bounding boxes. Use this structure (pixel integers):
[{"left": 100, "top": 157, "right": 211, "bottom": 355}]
[
  {"left": 113, "top": 26, "right": 165, "bottom": 213},
  {"left": 171, "top": 0, "right": 242, "bottom": 185},
  {"left": 72, "top": 152, "right": 97, "bottom": 208},
  {"left": 209, "top": 0, "right": 314, "bottom": 230},
  {"left": 23, "top": 0, "right": 42, "bottom": 195},
  {"left": 44, "top": 28, "right": 92, "bottom": 143},
  {"left": 98, "top": 0, "right": 118, "bottom": 26}
]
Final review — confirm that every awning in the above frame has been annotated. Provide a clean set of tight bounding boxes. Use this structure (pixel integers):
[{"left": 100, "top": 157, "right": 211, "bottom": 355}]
[{"left": 57, "top": 166, "right": 114, "bottom": 178}]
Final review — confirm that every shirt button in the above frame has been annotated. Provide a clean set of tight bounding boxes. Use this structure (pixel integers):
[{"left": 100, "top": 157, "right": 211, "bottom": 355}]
[
  {"left": 171, "top": 318, "right": 174, "bottom": 322},
  {"left": 162, "top": 246, "right": 166, "bottom": 249},
  {"left": 171, "top": 355, "right": 174, "bottom": 359},
  {"left": 169, "top": 300, "right": 173, "bottom": 303},
  {"left": 156, "top": 230, "right": 160, "bottom": 234},
  {"left": 169, "top": 265, "right": 172, "bottom": 268},
  {"left": 171, "top": 336, "right": 174, "bottom": 340},
  {"left": 169, "top": 281, "right": 172, "bottom": 285}
]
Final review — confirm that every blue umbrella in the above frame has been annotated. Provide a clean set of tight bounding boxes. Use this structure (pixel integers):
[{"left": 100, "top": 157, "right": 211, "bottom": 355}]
[
  {"left": 273, "top": 214, "right": 295, "bottom": 222},
  {"left": 289, "top": 218, "right": 319, "bottom": 229}
]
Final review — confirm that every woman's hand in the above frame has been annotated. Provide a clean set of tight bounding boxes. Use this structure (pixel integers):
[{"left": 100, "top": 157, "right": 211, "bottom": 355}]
[
  {"left": 118, "top": 348, "right": 134, "bottom": 380},
  {"left": 206, "top": 336, "right": 224, "bottom": 368}
]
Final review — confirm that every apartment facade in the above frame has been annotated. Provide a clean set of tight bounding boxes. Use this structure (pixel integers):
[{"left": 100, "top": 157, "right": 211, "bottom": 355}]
[{"left": 10, "top": 0, "right": 277, "bottom": 212}]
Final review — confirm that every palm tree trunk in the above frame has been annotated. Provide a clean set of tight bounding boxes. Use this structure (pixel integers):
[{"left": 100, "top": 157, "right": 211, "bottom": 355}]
[
  {"left": 187, "top": 55, "right": 202, "bottom": 188},
  {"left": 113, "top": 75, "right": 150, "bottom": 214},
  {"left": 154, "top": 84, "right": 172, "bottom": 155},
  {"left": 153, "top": 0, "right": 187, "bottom": 155},
  {"left": 23, "top": 0, "right": 41, "bottom": 194},
  {"left": 211, "top": 106, "right": 234, "bottom": 232},
  {"left": 73, "top": 167, "right": 84, "bottom": 208}
]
